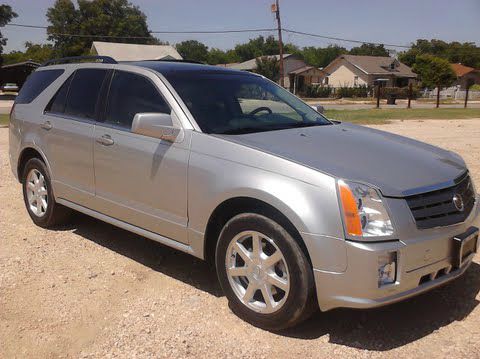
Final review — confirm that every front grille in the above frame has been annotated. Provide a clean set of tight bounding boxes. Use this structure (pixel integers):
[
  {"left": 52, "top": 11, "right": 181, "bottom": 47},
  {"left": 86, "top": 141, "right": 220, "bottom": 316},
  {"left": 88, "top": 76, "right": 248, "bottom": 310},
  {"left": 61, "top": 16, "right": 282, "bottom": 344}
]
[{"left": 405, "top": 172, "right": 475, "bottom": 229}]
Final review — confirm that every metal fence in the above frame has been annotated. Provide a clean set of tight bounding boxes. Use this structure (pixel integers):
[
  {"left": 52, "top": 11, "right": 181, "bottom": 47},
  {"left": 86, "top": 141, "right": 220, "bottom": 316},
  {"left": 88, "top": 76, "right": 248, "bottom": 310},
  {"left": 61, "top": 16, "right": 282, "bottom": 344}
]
[{"left": 422, "top": 88, "right": 480, "bottom": 100}]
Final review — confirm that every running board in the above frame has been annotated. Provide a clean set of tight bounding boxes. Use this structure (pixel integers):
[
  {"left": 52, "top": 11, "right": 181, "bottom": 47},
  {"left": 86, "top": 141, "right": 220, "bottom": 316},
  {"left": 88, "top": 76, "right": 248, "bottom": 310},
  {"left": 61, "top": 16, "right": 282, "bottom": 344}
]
[{"left": 57, "top": 198, "right": 194, "bottom": 256}]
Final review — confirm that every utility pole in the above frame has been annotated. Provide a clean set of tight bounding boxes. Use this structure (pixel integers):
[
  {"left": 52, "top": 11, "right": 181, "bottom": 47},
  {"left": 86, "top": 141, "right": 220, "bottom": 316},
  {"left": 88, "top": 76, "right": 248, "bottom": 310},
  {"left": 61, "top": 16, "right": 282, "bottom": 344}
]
[{"left": 273, "top": 0, "right": 285, "bottom": 87}]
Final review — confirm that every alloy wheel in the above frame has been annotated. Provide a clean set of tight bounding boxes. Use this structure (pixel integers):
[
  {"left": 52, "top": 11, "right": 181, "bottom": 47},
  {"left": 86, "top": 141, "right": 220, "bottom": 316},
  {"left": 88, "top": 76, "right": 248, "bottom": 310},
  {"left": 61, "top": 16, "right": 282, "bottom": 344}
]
[
  {"left": 225, "top": 230, "right": 290, "bottom": 314},
  {"left": 26, "top": 169, "right": 48, "bottom": 217}
]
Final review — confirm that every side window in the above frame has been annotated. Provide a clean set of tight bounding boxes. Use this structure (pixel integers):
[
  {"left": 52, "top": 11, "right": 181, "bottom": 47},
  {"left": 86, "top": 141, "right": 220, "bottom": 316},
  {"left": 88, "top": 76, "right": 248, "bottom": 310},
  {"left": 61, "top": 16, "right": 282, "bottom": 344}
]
[
  {"left": 64, "top": 69, "right": 108, "bottom": 120},
  {"left": 104, "top": 71, "right": 170, "bottom": 129},
  {"left": 15, "top": 69, "right": 64, "bottom": 104},
  {"left": 45, "top": 74, "right": 74, "bottom": 114}
]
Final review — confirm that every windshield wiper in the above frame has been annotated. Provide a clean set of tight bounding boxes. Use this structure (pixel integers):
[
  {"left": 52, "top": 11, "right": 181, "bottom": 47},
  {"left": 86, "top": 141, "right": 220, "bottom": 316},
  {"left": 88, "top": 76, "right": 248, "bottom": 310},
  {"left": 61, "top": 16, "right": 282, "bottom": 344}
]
[
  {"left": 277, "top": 122, "right": 331, "bottom": 130},
  {"left": 219, "top": 121, "right": 331, "bottom": 135},
  {"left": 219, "top": 127, "right": 273, "bottom": 135}
]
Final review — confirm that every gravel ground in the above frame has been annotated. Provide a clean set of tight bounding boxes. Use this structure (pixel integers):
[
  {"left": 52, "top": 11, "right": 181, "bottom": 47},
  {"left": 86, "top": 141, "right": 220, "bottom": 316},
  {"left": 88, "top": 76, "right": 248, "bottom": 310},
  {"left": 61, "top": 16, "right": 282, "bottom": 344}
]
[{"left": 1, "top": 119, "right": 480, "bottom": 358}]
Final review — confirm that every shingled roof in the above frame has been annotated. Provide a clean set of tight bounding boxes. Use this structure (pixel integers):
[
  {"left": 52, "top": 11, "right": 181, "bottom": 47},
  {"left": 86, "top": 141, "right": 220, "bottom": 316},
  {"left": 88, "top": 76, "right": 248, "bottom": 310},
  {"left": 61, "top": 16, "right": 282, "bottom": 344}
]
[
  {"left": 451, "top": 63, "right": 476, "bottom": 77},
  {"left": 229, "top": 54, "right": 294, "bottom": 71},
  {"left": 326, "top": 55, "right": 417, "bottom": 77}
]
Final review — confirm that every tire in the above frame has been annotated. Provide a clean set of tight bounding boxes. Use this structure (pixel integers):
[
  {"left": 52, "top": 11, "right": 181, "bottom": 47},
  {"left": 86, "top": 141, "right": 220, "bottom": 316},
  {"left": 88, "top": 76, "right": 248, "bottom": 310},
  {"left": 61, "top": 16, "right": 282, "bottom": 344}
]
[
  {"left": 216, "top": 213, "right": 316, "bottom": 330},
  {"left": 22, "top": 158, "right": 71, "bottom": 228}
]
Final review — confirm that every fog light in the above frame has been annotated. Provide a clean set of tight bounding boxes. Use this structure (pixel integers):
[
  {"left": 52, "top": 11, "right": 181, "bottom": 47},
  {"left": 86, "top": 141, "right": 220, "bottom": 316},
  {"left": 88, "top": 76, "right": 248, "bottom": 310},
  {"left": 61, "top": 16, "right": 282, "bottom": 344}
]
[{"left": 378, "top": 252, "right": 397, "bottom": 287}]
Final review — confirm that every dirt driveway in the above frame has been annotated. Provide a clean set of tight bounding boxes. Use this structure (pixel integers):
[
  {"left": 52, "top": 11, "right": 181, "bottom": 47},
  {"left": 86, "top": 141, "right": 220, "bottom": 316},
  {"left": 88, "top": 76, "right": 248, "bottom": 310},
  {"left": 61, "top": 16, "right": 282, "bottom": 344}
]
[{"left": 1, "top": 119, "right": 480, "bottom": 358}]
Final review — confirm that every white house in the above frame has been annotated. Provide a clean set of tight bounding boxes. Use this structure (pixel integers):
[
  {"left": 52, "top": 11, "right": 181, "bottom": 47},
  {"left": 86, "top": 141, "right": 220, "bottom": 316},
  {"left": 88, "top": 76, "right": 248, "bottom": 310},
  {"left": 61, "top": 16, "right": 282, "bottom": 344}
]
[{"left": 322, "top": 55, "right": 417, "bottom": 88}]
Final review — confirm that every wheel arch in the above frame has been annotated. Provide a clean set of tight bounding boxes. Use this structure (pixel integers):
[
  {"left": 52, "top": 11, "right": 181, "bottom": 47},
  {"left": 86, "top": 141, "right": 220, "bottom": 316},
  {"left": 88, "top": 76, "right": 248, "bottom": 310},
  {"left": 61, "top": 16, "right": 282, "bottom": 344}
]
[
  {"left": 203, "top": 196, "right": 312, "bottom": 266},
  {"left": 17, "top": 145, "right": 50, "bottom": 183}
]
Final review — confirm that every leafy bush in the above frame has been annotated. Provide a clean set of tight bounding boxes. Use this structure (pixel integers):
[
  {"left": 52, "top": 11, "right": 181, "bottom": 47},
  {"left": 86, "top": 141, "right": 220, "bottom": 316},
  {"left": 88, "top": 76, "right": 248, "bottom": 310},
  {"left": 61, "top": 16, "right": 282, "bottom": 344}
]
[
  {"left": 469, "top": 84, "right": 480, "bottom": 91},
  {"left": 302, "top": 84, "right": 332, "bottom": 98},
  {"left": 335, "top": 85, "right": 371, "bottom": 98}
]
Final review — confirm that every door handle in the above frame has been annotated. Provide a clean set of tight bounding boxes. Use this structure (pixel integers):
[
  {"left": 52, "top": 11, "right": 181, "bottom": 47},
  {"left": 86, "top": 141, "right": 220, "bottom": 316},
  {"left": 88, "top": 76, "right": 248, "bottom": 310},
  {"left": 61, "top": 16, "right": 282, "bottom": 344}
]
[
  {"left": 40, "top": 121, "right": 52, "bottom": 130},
  {"left": 97, "top": 134, "right": 114, "bottom": 146}
]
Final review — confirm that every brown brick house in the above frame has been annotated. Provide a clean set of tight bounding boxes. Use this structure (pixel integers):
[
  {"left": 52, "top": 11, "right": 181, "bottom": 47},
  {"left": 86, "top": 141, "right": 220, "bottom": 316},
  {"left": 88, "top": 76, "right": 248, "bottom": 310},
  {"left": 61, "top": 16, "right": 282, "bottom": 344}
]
[{"left": 451, "top": 63, "right": 480, "bottom": 89}]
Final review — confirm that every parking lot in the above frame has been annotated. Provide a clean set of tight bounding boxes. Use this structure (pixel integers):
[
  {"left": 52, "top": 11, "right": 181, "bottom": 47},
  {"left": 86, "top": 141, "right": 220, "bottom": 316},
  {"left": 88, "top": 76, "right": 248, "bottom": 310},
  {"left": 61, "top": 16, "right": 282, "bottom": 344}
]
[{"left": 1, "top": 119, "right": 480, "bottom": 358}]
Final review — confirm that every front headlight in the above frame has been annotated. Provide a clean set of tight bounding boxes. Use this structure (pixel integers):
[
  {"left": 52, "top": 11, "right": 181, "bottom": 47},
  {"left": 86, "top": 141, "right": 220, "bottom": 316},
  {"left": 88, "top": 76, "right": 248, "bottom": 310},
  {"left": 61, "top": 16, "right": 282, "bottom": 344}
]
[{"left": 338, "top": 180, "right": 394, "bottom": 239}]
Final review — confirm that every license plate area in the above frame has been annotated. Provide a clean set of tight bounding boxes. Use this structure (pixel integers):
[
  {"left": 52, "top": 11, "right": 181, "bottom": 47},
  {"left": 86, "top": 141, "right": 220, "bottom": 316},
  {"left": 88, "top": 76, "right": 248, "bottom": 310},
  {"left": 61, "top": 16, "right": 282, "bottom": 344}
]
[{"left": 452, "top": 227, "right": 479, "bottom": 269}]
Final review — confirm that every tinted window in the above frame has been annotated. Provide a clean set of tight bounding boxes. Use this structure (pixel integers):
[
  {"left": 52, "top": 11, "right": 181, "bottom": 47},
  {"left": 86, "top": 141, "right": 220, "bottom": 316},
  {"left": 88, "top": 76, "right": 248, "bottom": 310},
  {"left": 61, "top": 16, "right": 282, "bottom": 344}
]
[
  {"left": 15, "top": 69, "right": 64, "bottom": 104},
  {"left": 45, "top": 74, "right": 74, "bottom": 114},
  {"left": 64, "top": 69, "right": 108, "bottom": 120},
  {"left": 105, "top": 71, "right": 170, "bottom": 129},
  {"left": 165, "top": 73, "right": 331, "bottom": 134}
]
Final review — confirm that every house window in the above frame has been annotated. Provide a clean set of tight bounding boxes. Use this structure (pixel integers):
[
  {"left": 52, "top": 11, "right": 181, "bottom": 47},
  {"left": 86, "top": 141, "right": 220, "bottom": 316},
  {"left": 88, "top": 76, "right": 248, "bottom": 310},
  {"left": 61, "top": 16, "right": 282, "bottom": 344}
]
[
  {"left": 324, "top": 77, "right": 329, "bottom": 85},
  {"left": 354, "top": 76, "right": 359, "bottom": 86}
]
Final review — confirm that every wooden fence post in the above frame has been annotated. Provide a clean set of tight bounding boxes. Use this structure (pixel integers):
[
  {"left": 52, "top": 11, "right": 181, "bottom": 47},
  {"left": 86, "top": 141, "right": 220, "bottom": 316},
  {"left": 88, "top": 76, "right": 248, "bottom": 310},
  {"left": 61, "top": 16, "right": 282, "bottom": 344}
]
[
  {"left": 376, "top": 84, "right": 380, "bottom": 108},
  {"left": 407, "top": 82, "right": 412, "bottom": 109},
  {"left": 436, "top": 85, "right": 440, "bottom": 108}
]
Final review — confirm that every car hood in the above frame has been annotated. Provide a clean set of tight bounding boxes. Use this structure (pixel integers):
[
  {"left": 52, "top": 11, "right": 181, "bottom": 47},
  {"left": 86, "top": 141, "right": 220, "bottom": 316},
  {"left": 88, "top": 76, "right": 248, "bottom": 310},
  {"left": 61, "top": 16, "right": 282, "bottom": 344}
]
[{"left": 217, "top": 122, "right": 467, "bottom": 197}]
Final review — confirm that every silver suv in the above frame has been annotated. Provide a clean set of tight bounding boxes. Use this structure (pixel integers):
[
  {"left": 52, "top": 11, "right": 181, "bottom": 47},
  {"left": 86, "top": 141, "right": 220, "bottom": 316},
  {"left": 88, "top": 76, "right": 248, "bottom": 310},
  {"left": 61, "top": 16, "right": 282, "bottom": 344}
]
[{"left": 9, "top": 56, "right": 479, "bottom": 330}]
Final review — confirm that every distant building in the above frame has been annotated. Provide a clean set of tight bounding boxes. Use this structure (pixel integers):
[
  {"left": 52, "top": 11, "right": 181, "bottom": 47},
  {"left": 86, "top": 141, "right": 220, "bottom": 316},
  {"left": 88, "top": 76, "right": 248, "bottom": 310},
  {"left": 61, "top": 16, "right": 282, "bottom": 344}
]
[
  {"left": 322, "top": 55, "right": 417, "bottom": 88},
  {"left": 90, "top": 41, "right": 182, "bottom": 61},
  {"left": 0, "top": 60, "right": 40, "bottom": 89},
  {"left": 229, "top": 54, "right": 325, "bottom": 93},
  {"left": 451, "top": 63, "right": 480, "bottom": 89}
]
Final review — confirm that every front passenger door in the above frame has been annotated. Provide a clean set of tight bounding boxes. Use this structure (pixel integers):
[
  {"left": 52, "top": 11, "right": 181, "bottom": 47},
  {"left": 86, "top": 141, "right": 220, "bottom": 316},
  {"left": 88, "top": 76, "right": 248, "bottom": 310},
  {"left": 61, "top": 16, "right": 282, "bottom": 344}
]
[{"left": 93, "top": 69, "right": 190, "bottom": 244}]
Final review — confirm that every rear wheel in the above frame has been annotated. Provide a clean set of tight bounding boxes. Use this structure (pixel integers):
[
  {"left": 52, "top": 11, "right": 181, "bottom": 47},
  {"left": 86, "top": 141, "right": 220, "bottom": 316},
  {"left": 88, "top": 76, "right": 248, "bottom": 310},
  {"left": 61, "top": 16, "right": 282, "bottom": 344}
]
[
  {"left": 216, "top": 213, "right": 316, "bottom": 330},
  {"left": 22, "top": 158, "right": 71, "bottom": 228}
]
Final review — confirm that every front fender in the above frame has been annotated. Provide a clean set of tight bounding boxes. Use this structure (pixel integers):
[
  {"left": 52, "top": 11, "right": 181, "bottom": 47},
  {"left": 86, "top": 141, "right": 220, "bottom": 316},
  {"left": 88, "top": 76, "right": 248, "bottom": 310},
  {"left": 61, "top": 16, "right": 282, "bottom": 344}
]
[{"left": 187, "top": 132, "right": 347, "bottom": 271}]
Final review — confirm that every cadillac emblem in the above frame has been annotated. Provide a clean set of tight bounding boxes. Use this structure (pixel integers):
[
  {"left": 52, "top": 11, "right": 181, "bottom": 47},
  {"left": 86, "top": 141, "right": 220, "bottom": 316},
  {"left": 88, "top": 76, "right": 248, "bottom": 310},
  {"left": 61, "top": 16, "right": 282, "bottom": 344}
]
[{"left": 453, "top": 193, "right": 464, "bottom": 212}]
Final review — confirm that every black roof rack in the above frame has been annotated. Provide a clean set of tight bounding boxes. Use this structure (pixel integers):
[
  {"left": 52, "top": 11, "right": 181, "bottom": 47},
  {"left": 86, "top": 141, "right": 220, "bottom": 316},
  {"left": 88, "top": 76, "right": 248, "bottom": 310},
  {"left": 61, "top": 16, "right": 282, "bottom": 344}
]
[
  {"left": 42, "top": 55, "right": 117, "bottom": 67},
  {"left": 122, "top": 59, "right": 204, "bottom": 65}
]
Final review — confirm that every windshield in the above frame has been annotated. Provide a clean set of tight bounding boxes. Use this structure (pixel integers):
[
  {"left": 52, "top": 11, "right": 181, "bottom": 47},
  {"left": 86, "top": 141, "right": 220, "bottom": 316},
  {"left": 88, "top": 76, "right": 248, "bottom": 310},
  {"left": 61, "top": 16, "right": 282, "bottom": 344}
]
[{"left": 165, "top": 72, "right": 331, "bottom": 134}]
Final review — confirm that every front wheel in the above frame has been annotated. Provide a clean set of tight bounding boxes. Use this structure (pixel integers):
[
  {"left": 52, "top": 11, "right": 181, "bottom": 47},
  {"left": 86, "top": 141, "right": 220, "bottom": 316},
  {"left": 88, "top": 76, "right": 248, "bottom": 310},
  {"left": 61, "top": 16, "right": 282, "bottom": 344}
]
[{"left": 216, "top": 213, "right": 316, "bottom": 330}]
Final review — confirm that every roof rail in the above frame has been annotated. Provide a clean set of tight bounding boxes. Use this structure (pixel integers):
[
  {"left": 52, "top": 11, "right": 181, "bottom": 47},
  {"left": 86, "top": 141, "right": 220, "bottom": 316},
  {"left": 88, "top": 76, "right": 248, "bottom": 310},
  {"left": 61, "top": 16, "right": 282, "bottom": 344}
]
[
  {"left": 41, "top": 55, "right": 117, "bottom": 67},
  {"left": 122, "top": 59, "right": 204, "bottom": 65}
]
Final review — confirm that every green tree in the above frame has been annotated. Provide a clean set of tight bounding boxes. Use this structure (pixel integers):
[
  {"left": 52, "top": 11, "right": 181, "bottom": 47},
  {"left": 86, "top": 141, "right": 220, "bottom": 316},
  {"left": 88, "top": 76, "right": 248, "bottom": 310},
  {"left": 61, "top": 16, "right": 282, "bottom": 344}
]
[
  {"left": 233, "top": 35, "right": 298, "bottom": 62},
  {"left": 301, "top": 45, "right": 347, "bottom": 68},
  {"left": 46, "top": 0, "right": 157, "bottom": 57},
  {"left": 3, "top": 42, "right": 54, "bottom": 65},
  {"left": 412, "top": 54, "right": 456, "bottom": 108},
  {"left": 0, "top": 4, "right": 18, "bottom": 64},
  {"left": 254, "top": 56, "right": 280, "bottom": 81},
  {"left": 207, "top": 48, "right": 240, "bottom": 65},
  {"left": 176, "top": 40, "right": 208, "bottom": 62},
  {"left": 399, "top": 39, "right": 480, "bottom": 68},
  {"left": 349, "top": 43, "right": 389, "bottom": 57}
]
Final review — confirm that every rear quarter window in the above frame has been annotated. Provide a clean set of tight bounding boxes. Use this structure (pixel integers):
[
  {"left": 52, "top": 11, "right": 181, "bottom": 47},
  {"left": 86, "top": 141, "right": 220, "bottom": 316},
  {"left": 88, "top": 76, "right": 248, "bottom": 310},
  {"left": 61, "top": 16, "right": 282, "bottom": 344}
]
[{"left": 15, "top": 69, "right": 64, "bottom": 104}]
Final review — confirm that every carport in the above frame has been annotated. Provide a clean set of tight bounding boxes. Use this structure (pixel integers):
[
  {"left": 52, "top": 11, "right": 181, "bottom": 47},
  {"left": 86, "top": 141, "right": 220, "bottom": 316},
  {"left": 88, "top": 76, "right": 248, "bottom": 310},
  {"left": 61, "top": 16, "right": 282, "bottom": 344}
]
[{"left": 0, "top": 60, "right": 40, "bottom": 89}]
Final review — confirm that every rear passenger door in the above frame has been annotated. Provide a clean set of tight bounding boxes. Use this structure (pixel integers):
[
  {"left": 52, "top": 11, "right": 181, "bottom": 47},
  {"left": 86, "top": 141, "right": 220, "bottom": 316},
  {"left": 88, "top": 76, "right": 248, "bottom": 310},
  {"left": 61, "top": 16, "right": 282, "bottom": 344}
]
[
  {"left": 93, "top": 69, "right": 189, "bottom": 244},
  {"left": 44, "top": 68, "right": 109, "bottom": 207}
]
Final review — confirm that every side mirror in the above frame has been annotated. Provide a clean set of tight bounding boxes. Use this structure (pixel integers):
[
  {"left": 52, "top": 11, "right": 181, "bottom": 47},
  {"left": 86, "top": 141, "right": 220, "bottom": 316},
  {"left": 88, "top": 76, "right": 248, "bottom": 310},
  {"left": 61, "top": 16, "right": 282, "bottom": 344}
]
[
  {"left": 310, "top": 104, "right": 324, "bottom": 114},
  {"left": 131, "top": 112, "right": 181, "bottom": 142}
]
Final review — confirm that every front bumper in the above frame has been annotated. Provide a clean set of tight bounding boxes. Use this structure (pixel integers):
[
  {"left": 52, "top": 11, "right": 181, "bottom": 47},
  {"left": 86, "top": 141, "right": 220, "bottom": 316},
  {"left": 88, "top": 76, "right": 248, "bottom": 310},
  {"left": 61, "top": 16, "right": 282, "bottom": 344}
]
[{"left": 314, "top": 195, "right": 480, "bottom": 311}]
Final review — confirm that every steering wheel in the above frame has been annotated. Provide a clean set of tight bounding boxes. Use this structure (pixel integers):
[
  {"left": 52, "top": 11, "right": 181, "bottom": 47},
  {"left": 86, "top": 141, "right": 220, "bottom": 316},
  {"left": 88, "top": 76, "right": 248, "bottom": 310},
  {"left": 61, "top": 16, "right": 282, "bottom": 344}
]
[{"left": 249, "top": 106, "right": 273, "bottom": 116}]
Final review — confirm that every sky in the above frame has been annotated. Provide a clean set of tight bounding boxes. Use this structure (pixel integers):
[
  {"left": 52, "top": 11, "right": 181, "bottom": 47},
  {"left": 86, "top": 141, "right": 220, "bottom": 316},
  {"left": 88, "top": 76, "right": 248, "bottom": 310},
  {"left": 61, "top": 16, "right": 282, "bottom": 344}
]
[{"left": 2, "top": 0, "right": 480, "bottom": 53}]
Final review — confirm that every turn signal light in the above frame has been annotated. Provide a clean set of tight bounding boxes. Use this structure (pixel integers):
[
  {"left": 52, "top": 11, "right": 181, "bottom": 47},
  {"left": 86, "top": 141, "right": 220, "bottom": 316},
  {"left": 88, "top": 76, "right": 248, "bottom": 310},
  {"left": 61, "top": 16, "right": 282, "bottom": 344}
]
[{"left": 338, "top": 180, "right": 362, "bottom": 236}]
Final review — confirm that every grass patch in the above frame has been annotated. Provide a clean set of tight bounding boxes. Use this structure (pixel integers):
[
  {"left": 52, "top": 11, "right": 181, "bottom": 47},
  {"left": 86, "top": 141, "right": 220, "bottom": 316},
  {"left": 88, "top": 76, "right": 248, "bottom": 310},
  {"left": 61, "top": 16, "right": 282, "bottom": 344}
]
[
  {"left": 0, "top": 114, "right": 9, "bottom": 126},
  {"left": 324, "top": 108, "right": 480, "bottom": 124}
]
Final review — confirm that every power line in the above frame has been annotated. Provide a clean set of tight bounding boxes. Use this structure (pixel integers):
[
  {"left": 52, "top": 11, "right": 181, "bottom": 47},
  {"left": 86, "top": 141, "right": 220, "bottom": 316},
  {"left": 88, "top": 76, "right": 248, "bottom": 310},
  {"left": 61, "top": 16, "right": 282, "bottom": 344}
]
[
  {"left": 283, "top": 28, "right": 411, "bottom": 49},
  {"left": 6, "top": 22, "right": 413, "bottom": 48},
  {"left": 6, "top": 23, "right": 277, "bottom": 35}
]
